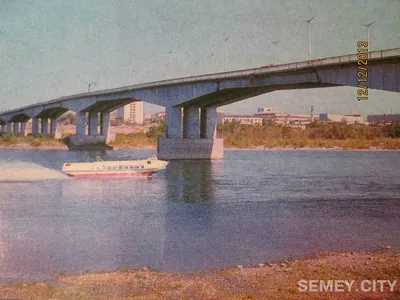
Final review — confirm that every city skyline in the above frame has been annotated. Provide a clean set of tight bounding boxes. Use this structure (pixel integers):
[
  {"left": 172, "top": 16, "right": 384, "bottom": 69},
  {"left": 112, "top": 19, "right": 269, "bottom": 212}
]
[{"left": 1, "top": 0, "right": 399, "bottom": 116}]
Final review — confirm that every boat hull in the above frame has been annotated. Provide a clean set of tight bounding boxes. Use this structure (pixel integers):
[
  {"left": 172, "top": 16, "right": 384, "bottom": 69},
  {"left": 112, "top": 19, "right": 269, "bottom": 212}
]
[{"left": 65, "top": 171, "right": 155, "bottom": 178}]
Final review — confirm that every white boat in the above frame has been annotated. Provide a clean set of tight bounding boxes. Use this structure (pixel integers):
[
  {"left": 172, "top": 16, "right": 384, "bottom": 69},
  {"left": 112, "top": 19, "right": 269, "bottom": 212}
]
[{"left": 62, "top": 156, "right": 168, "bottom": 178}]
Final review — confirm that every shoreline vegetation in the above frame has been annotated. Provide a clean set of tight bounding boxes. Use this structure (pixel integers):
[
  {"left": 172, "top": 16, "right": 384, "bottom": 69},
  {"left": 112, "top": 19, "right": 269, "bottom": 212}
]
[
  {"left": 0, "top": 251, "right": 398, "bottom": 299},
  {"left": 0, "top": 122, "right": 399, "bottom": 151}
]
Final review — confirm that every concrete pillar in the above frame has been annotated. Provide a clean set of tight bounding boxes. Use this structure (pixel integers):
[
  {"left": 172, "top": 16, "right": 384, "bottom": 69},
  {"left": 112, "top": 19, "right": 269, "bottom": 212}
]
[
  {"left": 200, "top": 107, "right": 217, "bottom": 138},
  {"left": 13, "top": 122, "right": 19, "bottom": 135},
  {"left": 20, "top": 122, "right": 28, "bottom": 136},
  {"left": 50, "top": 118, "right": 58, "bottom": 137},
  {"left": 32, "top": 118, "right": 40, "bottom": 136},
  {"left": 183, "top": 107, "right": 200, "bottom": 138},
  {"left": 6, "top": 122, "right": 12, "bottom": 134},
  {"left": 166, "top": 106, "right": 182, "bottom": 138},
  {"left": 76, "top": 112, "right": 86, "bottom": 136},
  {"left": 88, "top": 112, "right": 98, "bottom": 136},
  {"left": 100, "top": 112, "right": 110, "bottom": 136},
  {"left": 41, "top": 118, "right": 49, "bottom": 135}
]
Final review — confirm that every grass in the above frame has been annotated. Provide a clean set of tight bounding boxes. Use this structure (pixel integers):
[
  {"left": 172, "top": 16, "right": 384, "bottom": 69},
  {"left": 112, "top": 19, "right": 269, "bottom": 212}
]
[{"left": 0, "top": 134, "right": 66, "bottom": 148}]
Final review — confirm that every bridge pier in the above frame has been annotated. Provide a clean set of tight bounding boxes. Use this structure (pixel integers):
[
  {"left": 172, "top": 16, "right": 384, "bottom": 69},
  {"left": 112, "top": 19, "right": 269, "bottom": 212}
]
[
  {"left": 183, "top": 107, "right": 200, "bottom": 138},
  {"left": 32, "top": 118, "right": 40, "bottom": 136},
  {"left": 69, "top": 111, "right": 114, "bottom": 149},
  {"left": 5, "top": 122, "right": 12, "bottom": 134},
  {"left": 41, "top": 118, "right": 49, "bottom": 135},
  {"left": 88, "top": 112, "right": 98, "bottom": 136},
  {"left": 13, "top": 122, "right": 28, "bottom": 136},
  {"left": 50, "top": 118, "right": 59, "bottom": 138},
  {"left": 13, "top": 122, "right": 19, "bottom": 135},
  {"left": 158, "top": 105, "right": 223, "bottom": 160}
]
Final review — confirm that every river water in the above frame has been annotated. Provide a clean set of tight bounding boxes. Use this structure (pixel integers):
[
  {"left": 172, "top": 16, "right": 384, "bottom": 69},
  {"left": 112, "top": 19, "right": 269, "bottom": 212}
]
[{"left": 0, "top": 149, "right": 399, "bottom": 283}]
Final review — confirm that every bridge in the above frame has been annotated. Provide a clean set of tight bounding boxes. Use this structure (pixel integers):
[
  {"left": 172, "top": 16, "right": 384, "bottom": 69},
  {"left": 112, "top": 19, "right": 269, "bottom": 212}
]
[{"left": 1, "top": 48, "right": 400, "bottom": 159}]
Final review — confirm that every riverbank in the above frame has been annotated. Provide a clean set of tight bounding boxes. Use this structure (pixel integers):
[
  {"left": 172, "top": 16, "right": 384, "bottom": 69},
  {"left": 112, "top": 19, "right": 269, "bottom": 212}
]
[
  {"left": 2, "top": 143, "right": 400, "bottom": 151},
  {"left": 0, "top": 251, "right": 398, "bottom": 299},
  {"left": 1, "top": 134, "right": 400, "bottom": 151}
]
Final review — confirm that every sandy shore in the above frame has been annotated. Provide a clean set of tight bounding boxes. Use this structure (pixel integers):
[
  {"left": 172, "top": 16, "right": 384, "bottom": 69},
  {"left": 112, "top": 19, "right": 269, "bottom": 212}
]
[{"left": 0, "top": 251, "right": 398, "bottom": 299}]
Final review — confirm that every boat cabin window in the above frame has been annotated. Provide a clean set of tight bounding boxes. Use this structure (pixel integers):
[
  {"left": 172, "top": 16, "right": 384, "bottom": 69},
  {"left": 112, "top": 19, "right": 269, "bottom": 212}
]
[
  {"left": 119, "top": 166, "right": 123, "bottom": 170},
  {"left": 147, "top": 161, "right": 151, "bottom": 164},
  {"left": 130, "top": 166, "right": 134, "bottom": 169}
]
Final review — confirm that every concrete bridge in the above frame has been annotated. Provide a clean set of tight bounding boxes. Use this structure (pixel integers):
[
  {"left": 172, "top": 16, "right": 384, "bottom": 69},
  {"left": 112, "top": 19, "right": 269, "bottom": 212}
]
[{"left": 1, "top": 48, "right": 400, "bottom": 159}]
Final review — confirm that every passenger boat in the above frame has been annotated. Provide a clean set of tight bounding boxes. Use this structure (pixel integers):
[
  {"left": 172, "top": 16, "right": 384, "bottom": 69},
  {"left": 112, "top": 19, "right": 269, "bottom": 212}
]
[{"left": 61, "top": 156, "right": 168, "bottom": 178}]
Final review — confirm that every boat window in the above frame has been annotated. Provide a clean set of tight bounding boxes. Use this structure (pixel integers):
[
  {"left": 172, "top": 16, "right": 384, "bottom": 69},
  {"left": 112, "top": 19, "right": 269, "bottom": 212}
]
[
  {"left": 108, "top": 167, "right": 111, "bottom": 170},
  {"left": 130, "top": 166, "right": 134, "bottom": 169},
  {"left": 147, "top": 161, "right": 151, "bottom": 164},
  {"left": 119, "top": 166, "right": 123, "bottom": 170},
  {"left": 141, "top": 165, "right": 144, "bottom": 168},
  {"left": 135, "top": 166, "right": 138, "bottom": 169}
]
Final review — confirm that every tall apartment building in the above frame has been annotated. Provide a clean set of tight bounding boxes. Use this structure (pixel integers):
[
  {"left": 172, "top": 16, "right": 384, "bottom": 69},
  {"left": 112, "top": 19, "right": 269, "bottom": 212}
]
[{"left": 114, "top": 101, "right": 144, "bottom": 124}]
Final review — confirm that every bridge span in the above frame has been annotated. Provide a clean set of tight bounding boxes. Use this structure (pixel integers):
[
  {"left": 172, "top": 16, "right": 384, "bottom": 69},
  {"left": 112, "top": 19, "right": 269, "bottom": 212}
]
[{"left": 1, "top": 48, "right": 400, "bottom": 159}]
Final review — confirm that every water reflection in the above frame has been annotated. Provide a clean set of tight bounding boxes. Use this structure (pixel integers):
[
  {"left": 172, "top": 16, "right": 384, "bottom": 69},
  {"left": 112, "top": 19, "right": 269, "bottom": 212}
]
[{"left": 166, "top": 160, "right": 216, "bottom": 203}]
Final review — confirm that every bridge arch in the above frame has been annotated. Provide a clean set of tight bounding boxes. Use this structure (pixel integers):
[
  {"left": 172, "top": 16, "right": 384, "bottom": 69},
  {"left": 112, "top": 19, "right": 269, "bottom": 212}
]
[
  {"left": 9, "top": 113, "right": 31, "bottom": 123},
  {"left": 35, "top": 107, "right": 69, "bottom": 119}
]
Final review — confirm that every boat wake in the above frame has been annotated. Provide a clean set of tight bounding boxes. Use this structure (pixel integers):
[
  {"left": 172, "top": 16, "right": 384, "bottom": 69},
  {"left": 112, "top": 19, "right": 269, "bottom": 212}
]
[{"left": 0, "top": 162, "right": 70, "bottom": 182}]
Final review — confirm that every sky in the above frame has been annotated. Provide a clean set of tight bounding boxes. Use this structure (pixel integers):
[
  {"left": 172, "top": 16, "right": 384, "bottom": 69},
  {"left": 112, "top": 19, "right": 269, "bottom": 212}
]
[{"left": 0, "top": 0, "right": 399, "bottom": 116}]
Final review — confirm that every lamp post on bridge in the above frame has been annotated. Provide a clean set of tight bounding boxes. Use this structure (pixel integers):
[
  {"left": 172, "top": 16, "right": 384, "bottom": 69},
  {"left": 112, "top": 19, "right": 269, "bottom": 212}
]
[
  {"left": 168, "top": 50, "right": 172, "bottom": 79},
  {"left": 272, "top": 41, "right": 279, "bottom": 65},
  {"left": 364, "top": 21, "right": 374, "bottom": 53},
  {"left": 88, "top": 82, "right": 96, "bottom": 92},
  {"left": 306, "top": 16, "right": 316, "bottom": 61},
  {"left": 131, "top": 69, "right": 136, "bottom": 84},
  {"left": 224, "top": 37, "right": 229, "bottom": 71}
]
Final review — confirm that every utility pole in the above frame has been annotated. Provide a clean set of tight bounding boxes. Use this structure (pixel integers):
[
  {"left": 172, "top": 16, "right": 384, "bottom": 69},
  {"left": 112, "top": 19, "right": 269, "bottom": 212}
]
[
  {"left": 272, "top": 41, "right": 279, "bottom": 64},
  {"left": 224, "top": 37, "right": 229, "bottom": 71},
  {"left": 306, "top": 16, "right": 316, "bottom": 61}
]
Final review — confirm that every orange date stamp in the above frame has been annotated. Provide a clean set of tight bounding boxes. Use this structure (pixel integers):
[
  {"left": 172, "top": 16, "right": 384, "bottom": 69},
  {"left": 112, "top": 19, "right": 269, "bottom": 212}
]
[{"left": 357, "top": 41, "right": 368, "bottom": 101}]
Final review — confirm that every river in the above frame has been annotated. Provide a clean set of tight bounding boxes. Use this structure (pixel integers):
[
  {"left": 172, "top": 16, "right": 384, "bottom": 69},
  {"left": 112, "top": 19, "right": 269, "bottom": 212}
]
[{"left": 0, "top": 149, "right": 399, "bottom": 283}]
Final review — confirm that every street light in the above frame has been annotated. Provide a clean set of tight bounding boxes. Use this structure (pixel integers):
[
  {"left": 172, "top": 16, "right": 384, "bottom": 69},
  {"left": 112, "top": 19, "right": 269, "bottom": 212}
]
[
  {"left": 131, "top": 69, "right": 136, "bottom": 84},
  {"left": 88, "top": 82, "right": 96, "bottom": 92},
  {"left": 272, "top": 41, "right": 279, "bottom": 65},
  {"left": 211, "top": 53, "right": 215, "bottom": 73},
  {"left": 305, "top": 16, "right": 316, "bottom": 61},
  {"left": 100, "top": 70, "right": 103, "bottom": 89},
  {"left": 168, "top": 50, "right": 172, "bottom": 79},
  {"left": 129, "top": 61, "right": 133, "bottom": 84},
  {"left": 224, "top": 37, "right": 230, "bottom": 71},
  {"left": 363, "top": 21, "right": 374, "bottom": 52}
]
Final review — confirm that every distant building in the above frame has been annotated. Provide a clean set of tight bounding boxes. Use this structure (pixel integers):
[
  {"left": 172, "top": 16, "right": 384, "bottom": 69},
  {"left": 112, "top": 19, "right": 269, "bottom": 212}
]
[
  {"left": 367, "top": 114, "right": 400, "bottom": 124},
  {"left": 113, "top": 101, "right": 144, "bottom": 124},
  {"left": 223, "top": 115, "right": 263, "bottom": 125},
  {"left": 274, "top": 114, "right": 314, "bottom": 129},
  {"left": 254, "top": 107, "right": 282, "bottom": 117},
  {"left": 319, "top": 113, "right": 365, "bottom": 124}
]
